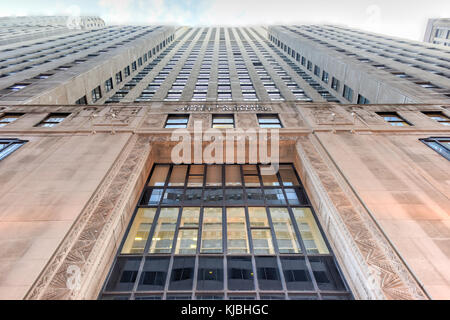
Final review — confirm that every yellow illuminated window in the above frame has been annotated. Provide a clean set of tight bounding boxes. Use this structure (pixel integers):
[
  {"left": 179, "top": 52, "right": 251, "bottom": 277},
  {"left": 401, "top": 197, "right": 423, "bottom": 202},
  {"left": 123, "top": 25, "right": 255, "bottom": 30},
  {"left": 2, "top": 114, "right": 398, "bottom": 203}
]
[
  {"left": 121, "top": 208, "right": 156, "bottom": 254},
  {"left": 269, "top": 208, "right": 301, "bottom": 253},
  {"left": 149, "top": 208, "right": 179, "bottom": 253},
  {"left": 201, "top": 208, "right": 223, "bottom": 253},
  {"left": 227, "top": 208, "right": 249, "bottom": 253},
  {"left": 292, "top": 208, "right": 329, "bottom": 254}
]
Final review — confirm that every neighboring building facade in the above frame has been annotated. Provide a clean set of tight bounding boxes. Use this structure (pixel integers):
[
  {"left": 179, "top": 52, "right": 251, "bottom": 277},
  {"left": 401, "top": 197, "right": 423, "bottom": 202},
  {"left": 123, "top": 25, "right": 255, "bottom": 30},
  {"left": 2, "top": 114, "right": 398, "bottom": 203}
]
[
  {"left": 0, "top": 22, "right": 449, "bottom": 300},
  {"left": 424, "top": 18, "right": 450, "bottom": 47},
  {"left": 0, "top": 16, "right": 106, "bottom": 45}
]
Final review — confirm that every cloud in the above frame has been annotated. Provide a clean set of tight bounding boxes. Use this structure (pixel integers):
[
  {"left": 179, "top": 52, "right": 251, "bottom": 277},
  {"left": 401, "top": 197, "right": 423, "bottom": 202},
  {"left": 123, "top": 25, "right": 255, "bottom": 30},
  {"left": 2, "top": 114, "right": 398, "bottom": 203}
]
[{"left": 98, "top": 0, "right": 135, "bottom": 25}]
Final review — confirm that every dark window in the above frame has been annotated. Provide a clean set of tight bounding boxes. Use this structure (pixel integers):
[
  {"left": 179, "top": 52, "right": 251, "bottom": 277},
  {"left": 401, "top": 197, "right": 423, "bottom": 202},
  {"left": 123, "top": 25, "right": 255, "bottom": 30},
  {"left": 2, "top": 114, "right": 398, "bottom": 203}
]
[
  {"left": 420, "top": 137, "right": 450, "bottom": 160},
  {"left": 228, "top": 256, "right": 254, "bottom": 291},
  {"left": 137, "top": 257, "right": 170, "bottom": 291},
  {"left": 91, "top": 86, "right": 102, "bottom": 102},
  {"left": 36, "top": 113, "right": 70, "bottom": 128},
  {"left": 132, "top": 61, "right": 137, "bottom": 72},
  {"left": 124, "top": 66, "right": 131, "bottom": 77},
  {"left": 422, "top": 112, "right": 450, "bottom": 126},
  {"left": 281, "top": 257, "right": 314, "bottom": 291},
  {"left": 165, "top": 114, "right": 189, "bottom": 128},
  {"left": 197, "top": 257, "right": 224, "bottom": 291},
  {"left": 342, "top": 85, "right": 353, "bottom": 102},
  {"left": 0, "top": 113, "right": 24, "bottom": 127},
  {"left": 212, "top": 114, "right": 234, "bottom": 128},
  {"left": 322, "top": 71, "right": 329, "bottom": 83},
  {"left": 357, "top": 94, "right": 370, "bottom": 104},
  {"left": 105, "top": 257, "right": 141, "bottom": 292},
  {"left": 377, "top": 112, "right": 411, "bottom": 127},
  {"left": 257, "top": 114, "right": 282, "bottom": 128},
  {"left": 105, "top": 78, "right": 113, "bottom": 92},
  {"left": 169, "top": 257, "right": 195, "bottom": 291},
  {"left": 314, "top": 65, "right": 320, "bottom": 77},
  {"left": 307, "top": 61, "right": 312, "bottom": 71},
  {"left": 0, "top": 139, "right": 27, "bottom": 160},
  {"left": 75, "top": 96, "right": 87, "bottom": 105},
  {"left": 115, "top": 71, "right": 122, "bottom": 84},
  {"left": 255, "top": 257, "right": 282, "bottom": 291},
  {"left": 331, "top": 77, "right": 340, "bottom": 91}
]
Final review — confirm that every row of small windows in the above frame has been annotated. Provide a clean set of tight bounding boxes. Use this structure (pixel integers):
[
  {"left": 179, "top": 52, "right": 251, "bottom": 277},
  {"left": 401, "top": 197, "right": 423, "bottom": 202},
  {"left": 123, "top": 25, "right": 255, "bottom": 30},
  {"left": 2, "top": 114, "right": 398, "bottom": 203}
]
[
  {"left": 74, "top": 34, "right": 175, "bottom": 104},
  {"left": 0, "top": 112, "right": 69, "bottom": 127},
  {"left": 275, "top": 27, "right": 450, "bottom": 99},
  {"left": 164, "top": 114, "right": 283, "bottom": 129}
]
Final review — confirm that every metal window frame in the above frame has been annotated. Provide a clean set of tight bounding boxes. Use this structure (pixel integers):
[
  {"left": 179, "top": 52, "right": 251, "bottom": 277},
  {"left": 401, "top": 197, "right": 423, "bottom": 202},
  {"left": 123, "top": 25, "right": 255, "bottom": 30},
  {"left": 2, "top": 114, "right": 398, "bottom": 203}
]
[
  {"left": 0, "top": 138, "right": 27, "bottom": 161},
  {"left": 420, "top": 137, "right": 450, "bottom": 161},
  {"left": 99, "top": 164, "right": 353, "bottom": 300}
]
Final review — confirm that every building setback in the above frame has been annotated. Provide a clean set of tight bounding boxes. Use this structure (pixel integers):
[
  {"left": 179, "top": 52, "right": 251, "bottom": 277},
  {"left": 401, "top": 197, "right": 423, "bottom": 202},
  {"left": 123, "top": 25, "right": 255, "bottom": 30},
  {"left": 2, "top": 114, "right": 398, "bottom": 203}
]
[
  {"left": 0, "top": 20, "right": 449, "bottom": 301},
  {"left": 424, "top": 18, "right": 450, "bottom": 47}
]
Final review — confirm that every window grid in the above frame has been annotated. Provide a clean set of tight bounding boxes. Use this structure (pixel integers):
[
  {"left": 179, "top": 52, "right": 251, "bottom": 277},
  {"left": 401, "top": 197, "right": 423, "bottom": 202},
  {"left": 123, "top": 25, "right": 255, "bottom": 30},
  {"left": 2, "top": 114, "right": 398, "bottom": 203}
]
[
  {"left": 377, "top": 112, "right": 411, "bottom": 127},
  {"left": 100, "top": 164, "right": 352, "bottom": 300},
  {"left": 165, "top": 114, "right": 190, "bottom": 128}
]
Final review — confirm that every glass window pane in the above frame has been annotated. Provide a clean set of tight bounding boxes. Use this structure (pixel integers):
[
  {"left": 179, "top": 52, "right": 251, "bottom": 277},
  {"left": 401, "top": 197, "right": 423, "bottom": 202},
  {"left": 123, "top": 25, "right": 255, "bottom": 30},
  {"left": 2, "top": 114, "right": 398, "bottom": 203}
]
[
  {"left": 149, "top": 208, "right": 179, "bottom": 253},
  {"left": 183, "top": 189, "right": 202, "bottom": 205},
  {"left": 169, "top": 257, "right": 195, "bottom": 291},
  {"left": 206, "top": 165, "right": 222, "bottom": 186},
  {"left": 285, "top": 188, "right": 308, "bottom": 206},
  {"left": 264, "top": 188, "right": 286, "bottom": 205},
  {"left": 309, "top": 257, "right": 346, "bottom": 291},
  {"left": 242, "top": 165, "right": 258, "bottom": 175},
  {"left": 269, "top": 208, "right": 301, "bottom": 253},
  {"left": 255, "top": 257, "right": 282, "bottom": 290},
  {"left": 261, "top": 173, "right": 280, "bottom": 186},
  {"left": 279, "top": 165, "right": 300, "bottom": 186},
  {"left": 244, "top": 175, "right": 260, "bottom": 187},
  {"left": 161, "top": 189, "right": 183, "bottom": 205},
  {"left": 251, "top": 229, "right": 275, "bottom": 254},
  {"left": 248, "top": 207, "right": 269, "bottom": 227},
  {"left": 227, "top": 256, "right": 254, "bottom": 291},
  {"left": 225, "top": 165, "right": 242, "bottom": 186},
  {"left": 187, "top": 175, "right": 203, "bottom": 187},
  {"left": 148, "top": 165, "right": 170, "bottom": 186},
  {"left": 227, "top": 208, "right": 249, "bottom": 253},
  {"left": 175, "top": 229, "right": 198, "bottom": 254},
  {"left": 203, "top": 189, "right": 223, "bottom": 205},
  {"left": 105, "top": 257, "right": 140, "bottom": 292},
  {"left": 121, "top": 208, "right": 156, "bottom": 254},
  {"left": 224, "top": 188, "right": 244, "bottom": 205},
  {"left": 189, "top": 165, "right": 204, "bottom": 175},
  {"left": 281, "top": 257, "right": 314, "bottom": 290},
  {"left": 197, "top": 257, "right": 224, "bottom": 291},
  {"left": 168, "top": 165, "right": 187, "bottom": 186},
  {"left": 141, "top": 189, "right": 164, "bottom": 206},
  {"left": 179, "top": 207, "right": 200, "bottom": 227},
  {"left": 137, "top": 257, "right": 170, "bottom": 291},
  {"left": 292, "top": 208, "right": 329, "bottom": 254},
  {"left": 201, "top": 208, "right": 223, "bottom": 253}
]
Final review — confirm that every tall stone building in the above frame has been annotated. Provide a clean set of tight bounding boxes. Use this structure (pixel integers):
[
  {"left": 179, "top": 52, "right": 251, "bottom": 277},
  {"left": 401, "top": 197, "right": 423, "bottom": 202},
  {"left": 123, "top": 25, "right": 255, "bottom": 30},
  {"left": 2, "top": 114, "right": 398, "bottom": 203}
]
[
  {"left": 424, "top": 18, "right": 450, "bottom": 47},
  {"left": 0, "top": 20, "right": 449, "bottom": 301}
]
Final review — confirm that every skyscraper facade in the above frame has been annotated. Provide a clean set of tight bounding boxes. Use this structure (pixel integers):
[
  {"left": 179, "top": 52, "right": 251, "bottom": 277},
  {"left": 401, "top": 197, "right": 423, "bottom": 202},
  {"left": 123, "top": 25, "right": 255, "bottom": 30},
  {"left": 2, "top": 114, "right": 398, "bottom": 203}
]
[
  {"left": 424, "top": 18, "right": 450, "bottom": 47},
  {"left": 0, "top": 20, "right": 449, "bottom": 301}
]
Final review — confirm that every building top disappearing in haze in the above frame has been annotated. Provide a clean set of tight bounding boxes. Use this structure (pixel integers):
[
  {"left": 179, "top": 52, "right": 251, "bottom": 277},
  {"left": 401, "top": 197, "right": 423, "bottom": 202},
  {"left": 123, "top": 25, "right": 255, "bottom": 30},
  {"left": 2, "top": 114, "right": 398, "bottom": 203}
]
[
  {"left": 0, "top": 18, "right": 449, "bottom": 106},
  {"left": 424, "top": 18, "right": 450, "bottom": 46},
  {"left": 0, "top": 16, "right": 106, "bottom": 45}
]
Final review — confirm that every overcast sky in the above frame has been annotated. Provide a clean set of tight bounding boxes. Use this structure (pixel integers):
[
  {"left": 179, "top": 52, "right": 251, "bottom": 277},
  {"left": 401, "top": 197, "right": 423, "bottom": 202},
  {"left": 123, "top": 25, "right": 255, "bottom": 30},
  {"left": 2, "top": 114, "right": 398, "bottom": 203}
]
[{"left": 0, "top": 0, "right": 449, "bottom": 41}]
